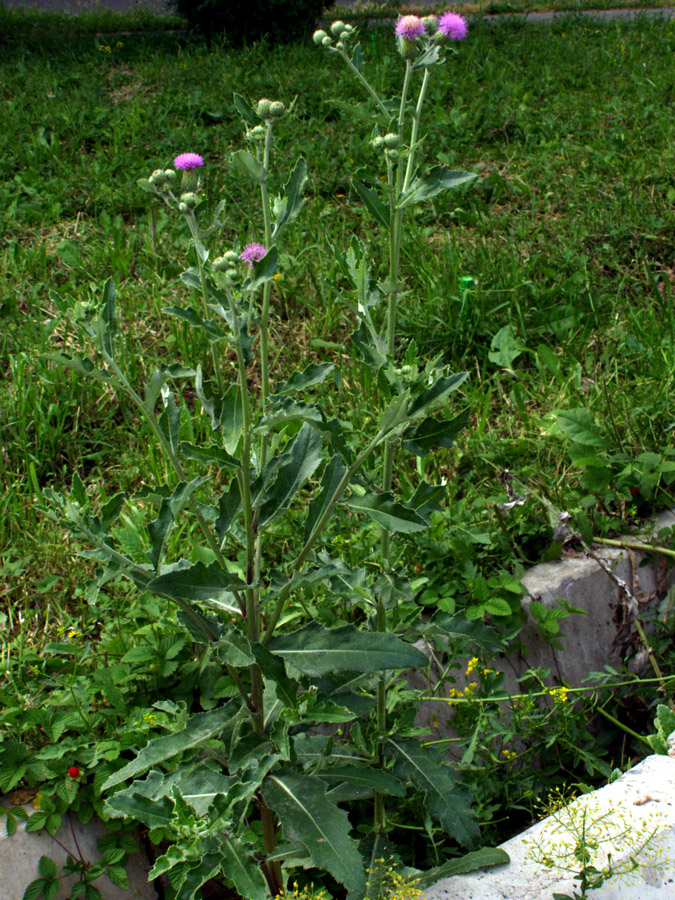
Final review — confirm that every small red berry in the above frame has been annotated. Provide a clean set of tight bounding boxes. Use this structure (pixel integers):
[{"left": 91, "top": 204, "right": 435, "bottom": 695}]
[
  {"left": 630, "top": 487, "right": 639, "bottom": 496},
  {"left": 67, "top": 766, "right": 81, "bottom": 779}
]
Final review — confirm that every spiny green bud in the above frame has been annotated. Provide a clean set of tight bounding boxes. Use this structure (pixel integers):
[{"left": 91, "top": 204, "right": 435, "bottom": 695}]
[
  {"left": 330, "top": 20, "right": 345, "bottom": 36},
  {"left": 398, "top": 36, "right": 419, "bottom": 59},
  {"left": 313, "top": 29, "right": 327, "bottom": 44},
  {"left": 225, "top": 268, "right": 239, "bottom": 283},
  {"left": 269, "top": 101, "right": 286, "bottom": 118},
  {"left": 371, "top": 136, "right": 384, "bottom": 150},
  {"left": 321, "top": 35, "right": 332, "bottom": 47},
  {"left": 179, "top": 192, "right": 198, "bottom": 209},
  {"left": 148, "top": 169, "right": 167, "bottom": 187},
  {"left": 212, "top": 256, "right": 229, "bottom": 271},
  {"left": 385, "top": 149, "right": 399, "bottom": 161},
  {"left": 256, "top": 98, "right": 272, "bottom": 118},
  {"left": 340, "top": 31, "right": 350, "bottom": 42},
  {"left": 344, "top": 23, "right": 355, "bottom": 33},
  {"left": 422, "top": 15, "right": 438, "bottom": 30},
  {"left": 246, "top": 125, "right": 266, "bottom": 142},
  {"left": 164, "top": 169, "right": 177, "bottom": 182},
  {"left": 223, "top": 250, "right": 240, "bottom": 264},
  {"left": 336, "top": 41, "right": 345, "bottom": 50},
  {"left": 178, "top": 201, "right": 189, "bottom": 214},
  {"left": 383, "top": 133, "right": 400, "bottom": 148}
]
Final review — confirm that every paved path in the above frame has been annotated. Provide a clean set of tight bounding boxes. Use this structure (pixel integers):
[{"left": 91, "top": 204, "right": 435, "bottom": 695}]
[{"left": 3, "top": 0, "right": 675, "bottom": 24}]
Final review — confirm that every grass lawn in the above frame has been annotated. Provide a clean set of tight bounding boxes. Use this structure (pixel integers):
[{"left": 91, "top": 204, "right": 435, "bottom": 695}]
[{"left": 2, "top": 8, "right": 675, "bottom": 879}]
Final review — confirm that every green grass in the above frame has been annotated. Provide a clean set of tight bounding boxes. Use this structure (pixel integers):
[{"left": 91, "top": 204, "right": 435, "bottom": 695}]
[{"left": 3, "top": 14, "right": 675, "bottom": 621}]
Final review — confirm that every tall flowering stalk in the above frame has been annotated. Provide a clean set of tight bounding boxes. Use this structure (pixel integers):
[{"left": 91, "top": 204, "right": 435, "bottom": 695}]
[
  {"left": 314, "top": 11, "right": 475, "bottom": 834},
  {"left": 42, "top": 24, "right": 504, "bottom": 900}
]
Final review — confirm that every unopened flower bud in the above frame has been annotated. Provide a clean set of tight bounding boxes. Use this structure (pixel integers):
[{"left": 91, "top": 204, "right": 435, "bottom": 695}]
[
  {"left": 313, "top": 29, "right": 327, "bottom": 44},
  {"left": 398, "top": 36, "right": 419, "bottom": 59},
  {"left": 269, "top": 101, "right": 286, "bottom": 118},
  {"left": 223, "top": 250, "right": 240, "bottom": 264},
  {"left": 178, "top": 201, "right": 189, "bottom": 214},
  {"left": 385, "top": 149, "right": 399, "bottom": 161},
  {"left": 336, "top": 41, "right": 345, "bottom": 50},
  {"left": 225, "top": 268, "right": 239, "bottom": 283},
  {"left": 321, "top": 35, "right": 332, "bottom": 47},
  {"left": 340, "top": 31, "right": 350, "bottom": 42},
  {"left": 383, "top": 133, "right": 400, "bottom": 148},
  {"left": 148, "top": 169, "right": 167, "bottom": 187},
  {"left": 256, "top": 98, "right": 272, "bottom": 119},
  {"left": 163, "top": 169, "right": 177, "bottom": 182},
  {"left": 246, "top": 125, "right": 266, "bottom": 142},
  {"left": 371, "top": 136, "right": 384, "bottom": 149},
  {"left": 422, "top": 15, "right": 438, "bottom": 30},
  {"left": 179, "top": 192, "right": 198, "bottom": 209},
  {"left": 344, "top": 23, "right": 355, "bottom": 32},
  {"left": 330, "top": 20, "right": 345, "bottom": 36}
]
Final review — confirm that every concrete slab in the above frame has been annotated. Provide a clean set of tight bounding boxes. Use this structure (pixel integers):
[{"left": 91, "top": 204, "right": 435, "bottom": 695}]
[
  {"left": 414, "top": 511, "right": 675, "bottom": 739},
  {"left": 424, "top": 754, "right": 675, "bottom": 899},
  {"left": 0, "top": 798, "right": 156, "bottom": 900}
]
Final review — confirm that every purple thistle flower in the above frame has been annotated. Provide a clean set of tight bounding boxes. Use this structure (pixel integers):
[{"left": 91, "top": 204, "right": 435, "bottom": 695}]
[
  {"left": 174, "top": 153, "right": 204, "bottom": 171},
  {"left": 241, "top": 243, "right": 268, "bottom": 268},
  {"left": 438, "top": 11, "right": 468, "bottom": 40},
  {"left": 395, "top": 15, "right": 425, "bottom": 41}
]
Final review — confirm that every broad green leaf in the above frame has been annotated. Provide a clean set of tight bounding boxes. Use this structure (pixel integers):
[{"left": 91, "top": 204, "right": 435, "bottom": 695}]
[
  {"left": 220, "top": 384, "right": 244, "bottom": 456},
  {"left": 272, "top": 157, "right": 307, "bottom": 239},
  {"left": 267, "top": 623, "right": 427, "bottom": 677},
  {"left": 158, "top": 388, "right": 182, "bottom": 456},
  {"left": 407, "top": 372, "right": 468, "bottom": 419},
  {"left": 402, "top": 409, "right": 470, "bottom": 456},
  {"left": 254, "top": 397, "right": 324, "bottom": 433},
  {"left": 147, "top": 477, "right": 210, "bottom": 570},
  {"left": 352, "top": 179, "right": 390, "bottom": 230},
  {"left": 556, "top": 408, "right": 607, "bottom": 448},
  {"left": 316, "top": 765, "right": 405, "bottom": 797},
  {"left": 252, "top": 643, "right": 298, "bottom": 708},
  {"left": 105, "top": 791, "right": 174, "bottom": 829},
  {"left": 413, "top": 43, "right": 441, "bottom": 68},
  {"left": 304, "top": 455, "right": 347, "bottom": 542},
  {"left": 148, "top": 561, "right": 247, "bottom": 602},
  {"left": 256, "top": 423, "right": 323, "bottom": 528},
  {"left": 244, "top": 245, "right": 279, "bottom": 292},
  {"left": 263, "top": 771, "right": 366, "bottom": 894},
  {"left": 219, "top": 836, "right": 268, "bottom": 900},
  {"left": 404, "top": 482, "right": 445, "bottom": 522},
  {"left": 231, "top": 149, "right": 265, "bottom": 183},
  {"left": 413, "top": 848, "right": 510, "bottom": 890},
  {"left": 100, "top": 278, "right": 118, "bottom": 358},
  {"left": 216, "top": 479, "right": 241, "bottom": 544},
  {"left": 47, "top": 353, "right": 116, "bottom": 386},
  {"left": 38, "top": 856, "right": 58, "bottom": 879},
  {"left": 105, "top": 764, "right": 234, "bottom": 818},
  {"left": 163, "top": 305, "right": 224, "bottom": 343},
  {"left": 103, "top": 702, "right": 237, "bottom": 790},
  {"left": 179, "top": 442, "right": 241, "bottom": 470},
  {"left": 398, "top": 168, "right": 477, "bottom": 209},
  {"left": 345, "top": 491, "right": 428, "bottom": 533},
  {"left": 488, "top": 324, "right": 527, "bottom": 369},
  {"left": 274, "top": 363, "right": 334, "bottom": 397},
  {"left": 218, "top": 631, "right": 254, "bottom": 668},
  {"left": 484, "top": 597, "right": 512, "bottom": 616},
  {"left": 233, "top": 92, "right": 258, "bottom": 126},
  {"left": 387, "top": 737, "right": 479, "bottom": 847}
]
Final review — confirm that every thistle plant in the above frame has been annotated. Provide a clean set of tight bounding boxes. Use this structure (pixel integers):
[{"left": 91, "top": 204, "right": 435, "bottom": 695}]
[{"left": 42, "top": 15, "right": 503, "bottom": 900}]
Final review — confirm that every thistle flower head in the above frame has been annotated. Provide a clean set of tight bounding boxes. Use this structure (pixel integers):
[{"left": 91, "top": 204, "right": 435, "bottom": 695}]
[
  {"left": 438, "top": 11, "right": 468, "bottom": 40},
  {"left": 395, "top": 15, "right": 425, "bottom": 41},
  {"left": 174, "top": 152, "right": 204, "bottom": 171},
  {"left": 241, "top": 243, "right": 268, "bottom": 268}
]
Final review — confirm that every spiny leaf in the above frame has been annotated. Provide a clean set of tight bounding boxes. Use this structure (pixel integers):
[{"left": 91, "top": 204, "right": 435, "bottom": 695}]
[{"left": 263, "top": 771, "right": 366, "bottom": 894}]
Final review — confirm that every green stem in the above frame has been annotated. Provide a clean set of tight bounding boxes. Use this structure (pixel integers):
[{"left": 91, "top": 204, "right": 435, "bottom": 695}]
[
  {"left": 595, "top": 536, "right": 675, "bottom": 560},
  {"left": 224, "top": 286, "right": 265, "bottom": 735},
  {"left": 186, "top": 212, "right": 224, "bottom": 396},
  {"left": 402, "top": 67, "right": 430, "bottom": 194},
  {"left": 338, "top": 47, "right": 389, "bottom": 118}
]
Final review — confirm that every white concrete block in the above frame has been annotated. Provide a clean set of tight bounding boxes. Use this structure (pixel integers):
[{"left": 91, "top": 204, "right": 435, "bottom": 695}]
[
  {"left": 0, "top": 798, "right": 156, "bottom": 900},
  {"left": 424, "top": 754, "right": 675, "bottom": 899}
]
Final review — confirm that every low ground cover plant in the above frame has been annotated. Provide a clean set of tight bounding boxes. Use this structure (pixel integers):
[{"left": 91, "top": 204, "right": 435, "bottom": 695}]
[{"left": 3, "top": 9, "right": 675, "bottom": 900}]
